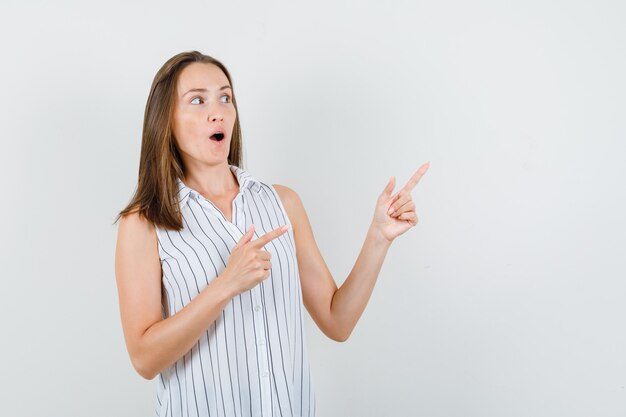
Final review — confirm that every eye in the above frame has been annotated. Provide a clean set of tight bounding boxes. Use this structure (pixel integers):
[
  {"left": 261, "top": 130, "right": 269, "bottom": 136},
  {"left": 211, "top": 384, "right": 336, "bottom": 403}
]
[
  {"left": 190, "top": 96, "right": 204, "bottom": 105},
  {"left": 221, "top": 94, "right": 231, "bottom": 103}
]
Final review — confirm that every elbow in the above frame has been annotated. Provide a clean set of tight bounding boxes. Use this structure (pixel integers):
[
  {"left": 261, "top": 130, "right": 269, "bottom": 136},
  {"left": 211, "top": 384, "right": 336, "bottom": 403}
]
[
  {"left": 136, "top": 365, "right": 157, "bottom": 381},
  {"left": 135, "top": 362, "right": 158, "bottom": 381},
  {"left": 327, "top": 327, "right": 351, "bottom": 343},
  {"left": 131, "top": 350, "right": 158, "bottom": 380},
  {"left": 128, "top": 330, "right": 162, "bottom": 380},
  {"left": 132, "top": 358, "right": 152, "bottom": 380},
  {"left": 332, "top": 334, "right": 349, "bottom": 343},
  {"left": 323, "top": 316, "right": 353, "bottom": 342}
]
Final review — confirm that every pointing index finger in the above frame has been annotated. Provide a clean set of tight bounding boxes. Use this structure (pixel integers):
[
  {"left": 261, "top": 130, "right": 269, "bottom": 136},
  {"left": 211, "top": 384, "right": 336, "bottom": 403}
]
[
  {"left": 251, "top": 224, "right": 289, "bottom": 248},
  {"left": 402, "top": 162, "right": 430, "bottom": 193}
]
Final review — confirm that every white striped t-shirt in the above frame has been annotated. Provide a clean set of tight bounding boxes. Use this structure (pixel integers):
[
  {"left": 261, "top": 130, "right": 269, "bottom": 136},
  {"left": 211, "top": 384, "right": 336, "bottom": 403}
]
[{"left": 154, "top": 164, "right": 316, "bottom": 417}]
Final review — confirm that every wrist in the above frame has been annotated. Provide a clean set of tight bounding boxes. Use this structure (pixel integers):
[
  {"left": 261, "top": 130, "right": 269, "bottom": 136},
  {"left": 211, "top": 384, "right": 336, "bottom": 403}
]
[
  {"left": 367, "top": 224, "right": 392, "bottom": 248},
  {"left": 213, "top": 271, "right": 237, "bottom": 301}
]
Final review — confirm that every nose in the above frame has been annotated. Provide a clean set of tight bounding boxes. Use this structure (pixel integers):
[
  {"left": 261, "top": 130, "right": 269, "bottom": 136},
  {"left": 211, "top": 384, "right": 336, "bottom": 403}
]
[{"left": 208, "top": 113, "right": 223, "bottom": 122}]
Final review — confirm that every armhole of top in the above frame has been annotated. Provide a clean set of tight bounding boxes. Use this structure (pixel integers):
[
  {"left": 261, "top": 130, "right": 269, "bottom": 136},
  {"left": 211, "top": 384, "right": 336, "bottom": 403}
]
[
  {"left": 154, "top": 226, "right": 170, "bottom": 319},
  {"left": 265, "top": 183, "right": 292, "bottom": 228},
  {"left": 153, "top": 224, "right": 163, "bottom": 261},
  {"left": 264, "top": 183, "right": 296, "bottom": 248}
]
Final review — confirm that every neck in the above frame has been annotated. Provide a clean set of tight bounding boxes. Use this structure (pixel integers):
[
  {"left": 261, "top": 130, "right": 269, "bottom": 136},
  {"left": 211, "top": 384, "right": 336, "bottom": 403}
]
[{"left": 183, "top": 162, "right": 239, "bottom": 198}]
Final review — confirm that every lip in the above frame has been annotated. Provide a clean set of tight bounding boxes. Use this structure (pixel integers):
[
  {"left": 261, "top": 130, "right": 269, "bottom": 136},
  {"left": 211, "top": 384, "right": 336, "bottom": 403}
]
[{"left": 208, "top": 126, "right": 226, "bottom": 139}]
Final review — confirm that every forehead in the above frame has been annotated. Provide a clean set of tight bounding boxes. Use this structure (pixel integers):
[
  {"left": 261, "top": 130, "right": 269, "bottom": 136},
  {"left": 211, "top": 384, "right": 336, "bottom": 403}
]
[{"left": 176, "top": 62, "right": 230, "bottom": 94}]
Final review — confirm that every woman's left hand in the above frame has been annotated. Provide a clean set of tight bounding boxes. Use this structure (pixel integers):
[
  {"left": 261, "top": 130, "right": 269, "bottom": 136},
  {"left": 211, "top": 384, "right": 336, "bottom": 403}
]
[{"left": 371, "top": 162, "right": 430, "bottom": 243}]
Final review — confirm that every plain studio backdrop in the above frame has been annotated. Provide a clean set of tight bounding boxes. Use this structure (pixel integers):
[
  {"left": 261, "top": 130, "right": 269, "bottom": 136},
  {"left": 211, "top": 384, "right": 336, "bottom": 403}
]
[{"left": 1, "top": 0, "right": 624, "bottom": 416}]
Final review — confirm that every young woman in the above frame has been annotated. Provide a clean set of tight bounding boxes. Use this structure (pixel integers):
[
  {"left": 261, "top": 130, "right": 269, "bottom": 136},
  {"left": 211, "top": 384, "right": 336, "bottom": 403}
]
[{"left": 114, "top": 50, "right": 429, "bottom": 417}]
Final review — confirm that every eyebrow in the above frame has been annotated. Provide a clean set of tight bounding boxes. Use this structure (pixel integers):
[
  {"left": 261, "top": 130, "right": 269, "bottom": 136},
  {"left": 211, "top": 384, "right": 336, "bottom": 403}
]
[{"left": 182, "top": 85, "right": 232, "bottom": 97}]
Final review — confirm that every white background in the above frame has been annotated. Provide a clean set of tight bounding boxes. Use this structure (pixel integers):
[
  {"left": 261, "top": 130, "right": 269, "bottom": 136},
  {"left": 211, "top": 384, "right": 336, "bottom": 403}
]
[{"left": 1, "top": 0, "right": 625, "bottom": 416}]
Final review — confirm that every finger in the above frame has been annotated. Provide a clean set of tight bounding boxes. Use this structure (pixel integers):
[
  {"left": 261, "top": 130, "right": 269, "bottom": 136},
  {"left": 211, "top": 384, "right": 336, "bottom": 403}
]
[
  {"left": 387, "top": 192, "right": 411, "bottom": 215},
  {"left": 390, "top": 200, "right": 415, "bottom": 217},
  {"left": 382, "top": 175, "right": 396, "bottom": 199},
  {"left": 401, "top": 162, "right": 430, "bottom": 193},
  {"left": 252, "top": 224, "right": 289, "bottom": 248},
  {"left": 397, "top": 211, "right": 418, "bottom": 225},
  {"left": 234, "top": 224, "right": 255, "bottom": 248}
]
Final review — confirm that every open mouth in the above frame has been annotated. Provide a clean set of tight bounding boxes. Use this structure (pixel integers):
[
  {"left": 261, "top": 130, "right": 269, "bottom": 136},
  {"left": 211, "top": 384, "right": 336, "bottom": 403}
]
[{"left": 210, "top": 132, "right": 225, "bottom": 141}]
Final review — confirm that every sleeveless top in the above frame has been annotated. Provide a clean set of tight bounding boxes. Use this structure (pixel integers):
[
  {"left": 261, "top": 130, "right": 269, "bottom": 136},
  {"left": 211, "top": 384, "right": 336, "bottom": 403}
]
[{"left": 153, "top": 164, "right": 316, "bottom": 417}]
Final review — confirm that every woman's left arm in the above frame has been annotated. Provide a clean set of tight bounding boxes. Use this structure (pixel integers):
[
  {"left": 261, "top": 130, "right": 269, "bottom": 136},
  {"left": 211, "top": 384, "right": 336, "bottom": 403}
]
[{"left": 273, "top": 161, "right": 429, "bottom": 342}]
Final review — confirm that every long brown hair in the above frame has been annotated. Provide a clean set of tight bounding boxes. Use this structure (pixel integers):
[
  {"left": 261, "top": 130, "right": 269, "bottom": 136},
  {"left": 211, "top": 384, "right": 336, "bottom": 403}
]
[{"left": 113, "top": 51, "right": 244, "bottom": 231}]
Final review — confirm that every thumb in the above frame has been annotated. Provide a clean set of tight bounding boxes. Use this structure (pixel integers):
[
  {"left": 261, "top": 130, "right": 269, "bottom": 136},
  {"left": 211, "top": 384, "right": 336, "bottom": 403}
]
[
  {"left": 382, "top": 175, "right": 395, "bottom": 199},
  {"left": 235, "top": 224, "right": 255, "bottom": 248}
]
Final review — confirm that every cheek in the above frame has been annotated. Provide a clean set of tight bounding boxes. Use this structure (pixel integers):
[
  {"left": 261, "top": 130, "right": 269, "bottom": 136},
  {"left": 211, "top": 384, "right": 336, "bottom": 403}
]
[{"left": 175, "top": 112, "right": 203, "bottom": 135}]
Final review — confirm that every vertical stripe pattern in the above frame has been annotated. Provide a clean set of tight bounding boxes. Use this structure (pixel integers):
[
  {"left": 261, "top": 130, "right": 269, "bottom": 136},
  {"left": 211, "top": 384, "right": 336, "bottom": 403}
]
[{"left": 154, "top": 164, "right": 316, "bottom": 417}]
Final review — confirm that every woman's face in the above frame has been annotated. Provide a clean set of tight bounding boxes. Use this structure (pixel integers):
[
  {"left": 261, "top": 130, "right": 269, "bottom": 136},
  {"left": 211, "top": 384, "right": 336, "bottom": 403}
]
[{"left": 172, "top": 62, "right": 236, "bottom": 166}]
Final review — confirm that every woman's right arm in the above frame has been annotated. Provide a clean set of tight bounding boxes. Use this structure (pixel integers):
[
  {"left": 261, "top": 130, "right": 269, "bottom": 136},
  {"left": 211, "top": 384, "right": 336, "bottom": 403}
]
[{"left": 114, "top": 211, "right": 235, "bottom": 380}]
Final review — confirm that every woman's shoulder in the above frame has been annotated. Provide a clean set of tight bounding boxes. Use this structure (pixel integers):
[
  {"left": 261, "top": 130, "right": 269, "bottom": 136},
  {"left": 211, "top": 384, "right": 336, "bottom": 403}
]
[
  {"left": 115, "top": 208, "right": 161, "bottom": 287},
  {"left": 271, "top": 184, "right": 299, "bottom": 207},
  {"left": 271, "top": 184, "right": 307, "bottom": 230},
  {"left": 117, "top": 208, "right": 156, "bottom": 240}
]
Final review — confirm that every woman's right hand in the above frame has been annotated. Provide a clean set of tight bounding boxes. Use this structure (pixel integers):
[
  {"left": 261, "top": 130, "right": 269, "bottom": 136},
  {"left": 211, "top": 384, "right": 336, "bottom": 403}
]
[{"left": 221, "top": 224, "right": 289, "bottom": 296}]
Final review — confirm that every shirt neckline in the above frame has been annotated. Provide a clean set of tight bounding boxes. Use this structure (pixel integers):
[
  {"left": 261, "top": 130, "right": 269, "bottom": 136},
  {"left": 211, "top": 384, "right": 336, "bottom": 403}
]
[{"left": 176, "top": 164, "right": 262, "bottom": 207}]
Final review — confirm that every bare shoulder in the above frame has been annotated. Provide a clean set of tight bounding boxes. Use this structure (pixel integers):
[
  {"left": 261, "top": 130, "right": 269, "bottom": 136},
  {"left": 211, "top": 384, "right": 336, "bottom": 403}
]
[
  {"left": 272, "top": 184, "right": 299, "bottom": 207},
  {"left": 115, "top": 209, "right": 160, "bottom": 282},
  {"left": 272, "top": 184, "right": 304, "bottom": 230},
  {"left": 116, "top": 210, "right": 156, "bottom": 247},
  {"left": 115, "top": 210, "right": 161, "bottom": 308}
]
